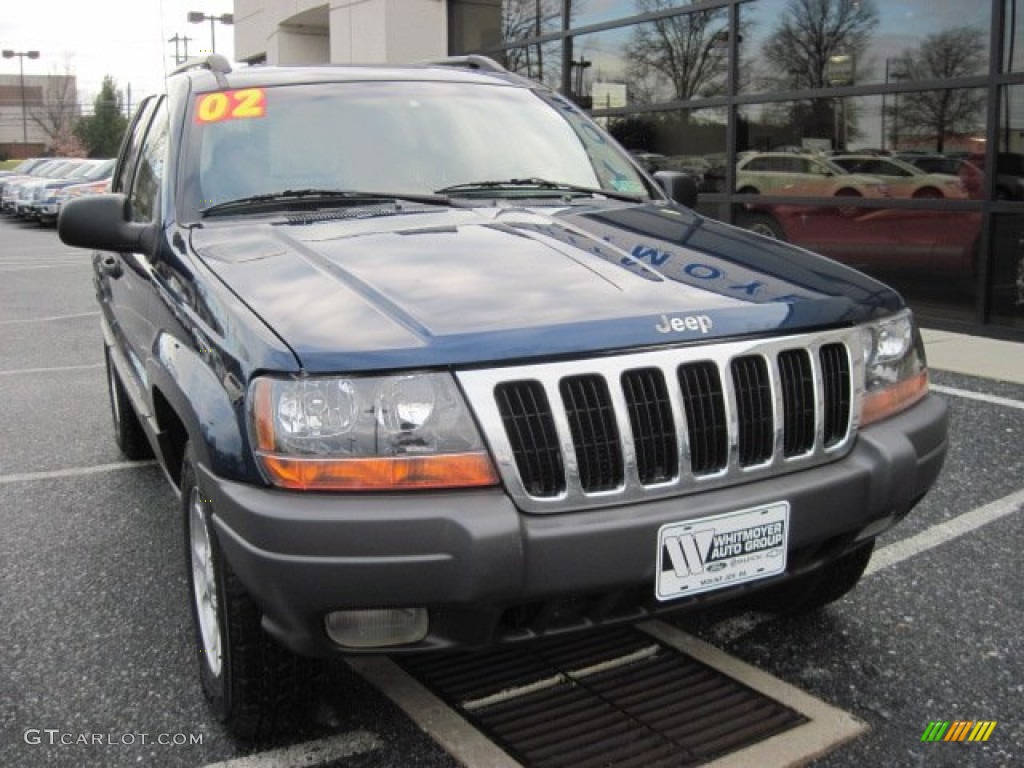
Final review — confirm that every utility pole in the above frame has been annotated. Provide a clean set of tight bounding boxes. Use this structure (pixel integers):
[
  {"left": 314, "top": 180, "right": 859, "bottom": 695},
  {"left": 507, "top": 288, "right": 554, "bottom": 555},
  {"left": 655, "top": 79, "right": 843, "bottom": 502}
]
[{"left": 168, "top": 34, "right": 193, "bottom": 65}]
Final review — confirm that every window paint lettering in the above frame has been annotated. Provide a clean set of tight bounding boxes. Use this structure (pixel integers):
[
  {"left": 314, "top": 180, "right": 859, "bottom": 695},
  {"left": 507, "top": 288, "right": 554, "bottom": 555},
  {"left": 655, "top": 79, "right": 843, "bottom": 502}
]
[{"left": 195, "top": 89, "right": 266, "bottom": 124}]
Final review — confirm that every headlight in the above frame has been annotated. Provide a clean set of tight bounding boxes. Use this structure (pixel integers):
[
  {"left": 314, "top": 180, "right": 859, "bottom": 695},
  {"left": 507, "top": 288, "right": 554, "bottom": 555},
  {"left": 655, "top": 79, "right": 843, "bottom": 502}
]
[
  {"left": 859, "top": 310, "right": 929, "bottom": 426},
  {"left": 249, "top": 372, "right": 498, "bottom": 490}
]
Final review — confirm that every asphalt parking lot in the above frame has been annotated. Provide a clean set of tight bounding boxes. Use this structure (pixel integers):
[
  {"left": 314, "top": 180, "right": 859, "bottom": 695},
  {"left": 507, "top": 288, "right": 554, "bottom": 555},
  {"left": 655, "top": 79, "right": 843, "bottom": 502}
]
[{"left": 0, "top": 216, "right": 1020, "bottom": 768}]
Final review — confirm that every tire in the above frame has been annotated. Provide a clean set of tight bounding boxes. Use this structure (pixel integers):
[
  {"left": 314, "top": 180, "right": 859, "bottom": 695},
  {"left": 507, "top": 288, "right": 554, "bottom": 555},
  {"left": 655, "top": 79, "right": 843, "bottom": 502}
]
[
  {"left": 104, "top": 346, "right": 152, "bottom": 460},
  {"left": 753, "top": 541, "right": 875, "bottom": 615},
  {"left": 912, "top": 187, "right": 943, "bottom": 199},
  {"left": 834, "top": 187, "right": 862, "bottom": 217},
  {"left": 738, "top": 212, "right": 786, "bottom": 241},
  {"left": 182, "top": 443, "right": 318, "bottom": 741}
]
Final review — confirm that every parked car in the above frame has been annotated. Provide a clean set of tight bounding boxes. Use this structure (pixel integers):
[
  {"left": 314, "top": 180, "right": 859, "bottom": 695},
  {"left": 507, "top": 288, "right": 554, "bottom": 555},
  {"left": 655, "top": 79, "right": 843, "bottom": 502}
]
[
  {"left": 10, "top": 159, "right": 88, "bottom": 217},
  {"left": 35, "top": 158, "right": 115, "bottom": 225},
  {"left": 830, "top": 154, "right": 967, "bottom": 199},
  {"left": 898, "top": 154, "right": 985, "bottom": 199},
  {"left": 736, "top": 203, "right": 981, "bottom": 274},
  {"left": 736, "top": 151, "right": 890, "bottom": 200},
  {"left": 58, "top": 54, "right": 947, "bottom": 740},
  {"left": 0, "top": 156, "right": 46, "bottom": 182},
  {"left": 1, "top": 158, "right": 66, "bottom": 210},
  {"left": 966, "top": 152, "right": 1024, "bottom": 201}
]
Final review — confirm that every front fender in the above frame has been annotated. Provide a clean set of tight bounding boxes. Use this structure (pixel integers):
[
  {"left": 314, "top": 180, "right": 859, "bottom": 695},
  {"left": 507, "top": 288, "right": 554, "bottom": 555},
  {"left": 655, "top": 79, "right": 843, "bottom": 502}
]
[{"left": 147, "top": 332, "right": 255, "bottom": 482}]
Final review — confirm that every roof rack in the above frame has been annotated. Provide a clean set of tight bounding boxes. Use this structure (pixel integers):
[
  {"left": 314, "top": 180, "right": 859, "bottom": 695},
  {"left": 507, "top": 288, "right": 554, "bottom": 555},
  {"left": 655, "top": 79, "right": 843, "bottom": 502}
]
[
  {"left": 424, "top": 55, "right": 508, "bottom": 73},
  {"left": 171, "top": 54, "right": 232, "bottom": 88}
]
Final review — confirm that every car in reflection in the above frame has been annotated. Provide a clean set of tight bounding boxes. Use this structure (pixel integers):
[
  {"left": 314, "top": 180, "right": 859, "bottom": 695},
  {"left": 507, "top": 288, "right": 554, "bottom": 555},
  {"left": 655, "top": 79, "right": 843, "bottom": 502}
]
[
  {"left": 736, "top": 202, "right": 981, "bottom": 275},
  {"left": 967, "top": 152, "right": 1024, "bottom": 201},
  {"left": 897, "top": 154, "right": 985, "bottom": 199},
  {"left": 628, "top": 150, "right": 669, "bottom": 173},
  {"left": 736, "top": 152, "right": 890, "bottom": 200},
  {"left": 830, "top": 154, "right": 967, "bottom": 199}
]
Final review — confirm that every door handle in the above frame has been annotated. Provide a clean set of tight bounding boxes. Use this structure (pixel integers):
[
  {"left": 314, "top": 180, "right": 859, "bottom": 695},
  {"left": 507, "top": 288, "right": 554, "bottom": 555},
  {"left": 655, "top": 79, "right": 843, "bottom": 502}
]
[{"left": 97, "top": 254, "right": 123, "bottom": 279}]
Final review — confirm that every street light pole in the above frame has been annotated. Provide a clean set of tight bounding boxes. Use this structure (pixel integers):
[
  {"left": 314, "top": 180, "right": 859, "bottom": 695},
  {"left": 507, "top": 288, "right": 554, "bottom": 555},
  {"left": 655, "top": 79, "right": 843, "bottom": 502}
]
[
  {"left": 2, "top": 49, "right": 40, "bottom": 147},
  {"left": 187, "top": 12, "right": 234, "bottom": 55}
]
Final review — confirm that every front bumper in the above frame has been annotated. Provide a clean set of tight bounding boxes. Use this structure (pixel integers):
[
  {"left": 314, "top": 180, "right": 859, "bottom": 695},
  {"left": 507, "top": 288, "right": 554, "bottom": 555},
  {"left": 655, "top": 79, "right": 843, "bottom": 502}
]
[{"left": 201, "top": 394, "right": 948, "bottom": 656}]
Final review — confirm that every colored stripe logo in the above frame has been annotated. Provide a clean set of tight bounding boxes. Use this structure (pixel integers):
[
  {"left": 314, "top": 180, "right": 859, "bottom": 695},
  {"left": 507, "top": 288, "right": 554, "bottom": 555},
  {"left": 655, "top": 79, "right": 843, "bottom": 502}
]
[{"left": 921, "top": 721, "right": 997, "bottom": 742}]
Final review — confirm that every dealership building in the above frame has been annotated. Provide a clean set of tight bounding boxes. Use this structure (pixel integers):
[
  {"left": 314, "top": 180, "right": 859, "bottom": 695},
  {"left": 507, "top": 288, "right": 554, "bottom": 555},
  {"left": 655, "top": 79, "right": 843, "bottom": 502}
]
[{"left": 233, "top": 0, "right": 1024, "bottom": 339}]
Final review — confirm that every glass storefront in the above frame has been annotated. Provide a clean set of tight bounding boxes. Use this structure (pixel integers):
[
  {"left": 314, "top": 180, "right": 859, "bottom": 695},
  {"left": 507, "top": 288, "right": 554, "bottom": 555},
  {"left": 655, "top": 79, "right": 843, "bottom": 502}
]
[{"left": 448, "top": 0, "right": 1024, "bottom": 337}]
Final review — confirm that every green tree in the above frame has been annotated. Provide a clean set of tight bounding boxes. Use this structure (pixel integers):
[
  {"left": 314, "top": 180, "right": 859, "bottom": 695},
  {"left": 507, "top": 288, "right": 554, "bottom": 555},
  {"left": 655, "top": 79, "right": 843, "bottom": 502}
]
[{"left": 74, "top": 76, "right": 128, "bottom": 158}]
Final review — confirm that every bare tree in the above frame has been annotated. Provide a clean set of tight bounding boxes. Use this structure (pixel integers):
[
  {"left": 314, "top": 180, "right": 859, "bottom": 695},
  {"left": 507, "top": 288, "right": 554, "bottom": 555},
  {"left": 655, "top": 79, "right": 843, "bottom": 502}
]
[
  {"left": 624, "top": 0, "right": 730, "bottom": 106},
  {"left": 31, "top": 58, "right": 80, "bottom": 152},
  {"left": 501, "top": 0, "right": 563, "bottom": 86},
  {"left": 758, "top": 0, "right": 878, "bottom": 148},
  {"left": 761, "top": 0, "right": 878, "bottom": 89},
  {"left": 890, "top": 26, "right": 987, "bottom": 151}
]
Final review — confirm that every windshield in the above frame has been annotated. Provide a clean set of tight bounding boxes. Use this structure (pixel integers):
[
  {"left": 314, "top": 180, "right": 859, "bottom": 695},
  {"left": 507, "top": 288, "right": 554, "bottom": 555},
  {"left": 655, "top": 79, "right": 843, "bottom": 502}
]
[{"left": 182, "top": 80, "right": 653, "bottom": 219}]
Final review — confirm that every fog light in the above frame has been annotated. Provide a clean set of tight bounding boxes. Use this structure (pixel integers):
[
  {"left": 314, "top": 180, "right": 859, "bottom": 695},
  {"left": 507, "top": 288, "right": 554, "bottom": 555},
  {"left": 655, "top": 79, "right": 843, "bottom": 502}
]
[{"left": 325, "top": 608, "right": 428, "bottom": 648}]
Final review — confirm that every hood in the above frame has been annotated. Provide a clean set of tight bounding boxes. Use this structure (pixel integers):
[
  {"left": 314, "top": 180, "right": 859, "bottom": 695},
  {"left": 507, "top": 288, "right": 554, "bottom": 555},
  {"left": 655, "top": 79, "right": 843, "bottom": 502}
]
[{"left": 191, "top": 202, "right": 902, "bottom": 373}]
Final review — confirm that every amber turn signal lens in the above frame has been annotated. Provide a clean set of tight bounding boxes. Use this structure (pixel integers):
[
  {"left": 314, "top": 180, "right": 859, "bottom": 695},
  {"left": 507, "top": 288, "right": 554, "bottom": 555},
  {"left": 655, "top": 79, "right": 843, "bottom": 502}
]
[
  {"left": 256, "top": 451, "right": 499, "bottom": 491},
  {"left": 860, "top": 370, "right": 929, "bottom": 427}
]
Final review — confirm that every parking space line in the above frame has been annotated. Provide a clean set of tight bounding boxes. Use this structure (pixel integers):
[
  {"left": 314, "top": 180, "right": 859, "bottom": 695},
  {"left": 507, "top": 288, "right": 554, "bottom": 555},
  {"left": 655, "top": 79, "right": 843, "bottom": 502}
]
[
  {"left": 0, "top": 311, "right": 100, "bottom": 326},
  {"left": 0, "top": 460, "right": 157, "bottom": 486},
  {"left": 0, "top": 264, "right": 92, "bottom": 272},
  {"left": 0, "top": 363, "right": 102, "bottom": 376},
  {"left": 930, "top": 383, "right": 1024, "bottom": 411},
  {"left": 200, "top": 730, "right": 382, "bottom": 768},
  {"left": 866, "top": 487, "right": 1024, "bottom": 576},
  {"left": 699, "top": 485, "right": 1024, "bottom": 647}
]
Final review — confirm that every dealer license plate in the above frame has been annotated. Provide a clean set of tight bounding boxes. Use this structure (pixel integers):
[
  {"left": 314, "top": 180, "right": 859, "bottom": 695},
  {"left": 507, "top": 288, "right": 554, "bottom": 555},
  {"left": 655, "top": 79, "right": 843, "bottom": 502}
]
[{"left": 655, "top": 501, "right": 789, "bottom": 601}]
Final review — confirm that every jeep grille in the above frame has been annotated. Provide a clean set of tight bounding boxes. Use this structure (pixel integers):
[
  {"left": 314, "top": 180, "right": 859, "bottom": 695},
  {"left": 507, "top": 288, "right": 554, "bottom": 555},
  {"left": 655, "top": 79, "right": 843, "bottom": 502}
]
[{"left": 457, "top": 330, "right": 862, "bottom": 513}]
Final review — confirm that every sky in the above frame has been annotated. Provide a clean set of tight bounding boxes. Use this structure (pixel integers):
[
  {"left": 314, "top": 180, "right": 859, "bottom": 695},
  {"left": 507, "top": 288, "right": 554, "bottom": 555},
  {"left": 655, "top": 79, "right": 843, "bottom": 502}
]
[{"left": 0, "top": 0, "right": 236, "bottom": 113}]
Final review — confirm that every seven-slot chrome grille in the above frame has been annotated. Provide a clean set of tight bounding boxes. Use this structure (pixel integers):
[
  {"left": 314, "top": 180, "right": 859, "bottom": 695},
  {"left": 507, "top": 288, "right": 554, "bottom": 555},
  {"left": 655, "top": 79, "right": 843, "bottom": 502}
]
[{"left": 457, "top": 329, "right": 862, "bottom": 514}]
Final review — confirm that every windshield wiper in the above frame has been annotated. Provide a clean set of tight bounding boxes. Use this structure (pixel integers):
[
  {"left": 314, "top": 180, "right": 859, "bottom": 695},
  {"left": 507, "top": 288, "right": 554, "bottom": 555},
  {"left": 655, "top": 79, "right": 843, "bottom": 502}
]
[
  {"left": 200, "top": 188, "right": 449, "bottom": 216},
  {"left": 435, "top": 178, "right": 643, "bottom": 203}
]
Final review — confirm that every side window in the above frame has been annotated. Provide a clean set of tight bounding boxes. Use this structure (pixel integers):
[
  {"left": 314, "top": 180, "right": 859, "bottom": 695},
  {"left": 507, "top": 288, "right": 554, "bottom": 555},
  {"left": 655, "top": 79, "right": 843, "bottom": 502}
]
[
  {"left": 129, "top": 100, "right": 169, "bottom": 223},
  {"left": 111, "top": 98, "right": 157, "bottom": 194}
]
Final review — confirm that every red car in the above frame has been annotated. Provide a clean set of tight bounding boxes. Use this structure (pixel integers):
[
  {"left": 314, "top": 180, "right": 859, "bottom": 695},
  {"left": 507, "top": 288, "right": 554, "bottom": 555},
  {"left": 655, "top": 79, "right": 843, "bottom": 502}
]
[{"left": 736, "top": 203, "right": 981, "bottom": 274}]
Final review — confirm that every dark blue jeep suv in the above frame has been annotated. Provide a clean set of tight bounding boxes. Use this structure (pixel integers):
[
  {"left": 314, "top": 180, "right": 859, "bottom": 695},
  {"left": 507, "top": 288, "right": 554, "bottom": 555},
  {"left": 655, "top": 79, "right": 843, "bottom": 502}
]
[{"left": 58, "top": 54, "right": 948, "bottom": 739}]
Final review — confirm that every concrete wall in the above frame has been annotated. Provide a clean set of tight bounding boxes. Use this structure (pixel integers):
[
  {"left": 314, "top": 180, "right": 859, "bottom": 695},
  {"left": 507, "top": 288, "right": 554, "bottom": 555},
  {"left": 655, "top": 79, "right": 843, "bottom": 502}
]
[{"left": 235, "top": 0, "right": 447, "bottom": 65}]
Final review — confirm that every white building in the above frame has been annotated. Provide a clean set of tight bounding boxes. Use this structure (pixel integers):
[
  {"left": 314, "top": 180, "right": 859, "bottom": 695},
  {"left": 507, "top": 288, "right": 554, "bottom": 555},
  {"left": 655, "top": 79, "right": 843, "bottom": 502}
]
[
  {"left": 0, "top": 74, "right": 76, "bottom": 159},
  {"left": 234, "top": 0, "right": 448, "bottom": 66}
]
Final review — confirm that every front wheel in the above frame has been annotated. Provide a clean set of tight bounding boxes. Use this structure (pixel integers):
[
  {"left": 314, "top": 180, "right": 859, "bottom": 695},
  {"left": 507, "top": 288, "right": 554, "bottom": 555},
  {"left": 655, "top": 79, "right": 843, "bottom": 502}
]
[
  {"left": 104, "top": 346, "right": 152, "bottom": 460},
  {"left": 737, "top": 212, "right": 786, "bottom": 241},
  {"left": 182, "top": 444, "right": 318, "bottom": 741},
  {"left": 834, "top": 187, "right": 863, "bottom": 217}
]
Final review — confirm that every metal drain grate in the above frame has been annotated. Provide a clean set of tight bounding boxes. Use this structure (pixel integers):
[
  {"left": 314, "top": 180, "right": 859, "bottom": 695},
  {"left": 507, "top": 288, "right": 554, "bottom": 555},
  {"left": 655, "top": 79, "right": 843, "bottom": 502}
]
[{"left": 399, "top": 628, "right": 806, "bottom": 768}]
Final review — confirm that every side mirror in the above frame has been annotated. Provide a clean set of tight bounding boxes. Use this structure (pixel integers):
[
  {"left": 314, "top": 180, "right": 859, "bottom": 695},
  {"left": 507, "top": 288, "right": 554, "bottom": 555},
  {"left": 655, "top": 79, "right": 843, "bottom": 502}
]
[
  {"left": 653, "top": 171, "right": 698, "bottom": 209},
  {"left": 58, "top": 194, "right": 156, "bottom": 253}
]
